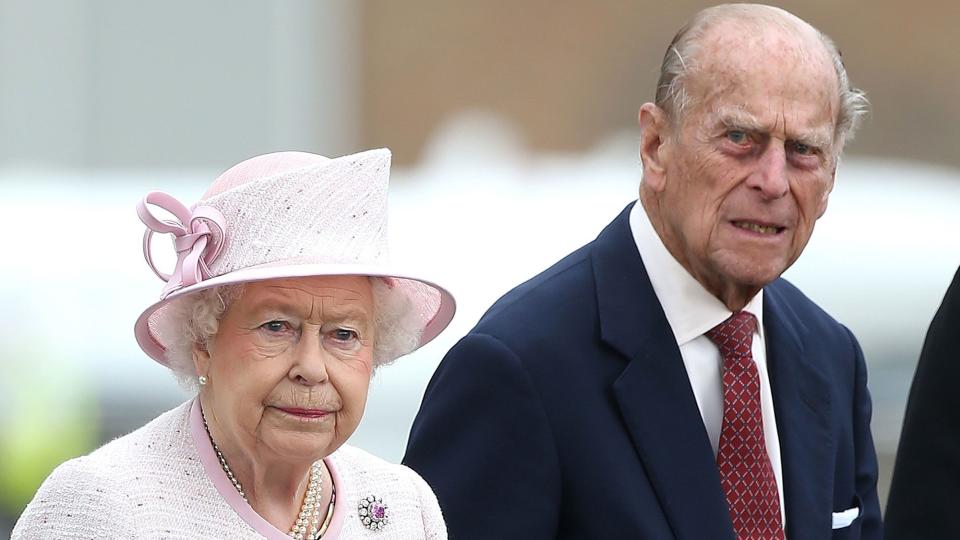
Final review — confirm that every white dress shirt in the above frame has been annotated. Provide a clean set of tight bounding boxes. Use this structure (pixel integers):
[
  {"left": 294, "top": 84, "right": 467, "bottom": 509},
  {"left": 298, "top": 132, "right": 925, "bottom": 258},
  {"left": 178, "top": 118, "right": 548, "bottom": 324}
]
[{"left": 629, "top": 201, "right": 786, "bottom": 524}]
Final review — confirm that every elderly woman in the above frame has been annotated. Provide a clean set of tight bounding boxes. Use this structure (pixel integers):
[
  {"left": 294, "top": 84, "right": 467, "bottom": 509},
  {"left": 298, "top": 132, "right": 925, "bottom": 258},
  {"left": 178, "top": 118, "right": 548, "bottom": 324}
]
[{"left": 13, "top": 149, "right": 455, "bottom": 539}]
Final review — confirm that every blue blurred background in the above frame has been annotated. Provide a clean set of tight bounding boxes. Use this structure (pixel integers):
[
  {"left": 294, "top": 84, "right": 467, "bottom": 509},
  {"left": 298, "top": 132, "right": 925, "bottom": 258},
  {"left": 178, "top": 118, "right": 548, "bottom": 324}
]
[{"left": 2, "top": 1, "right": 960, "bottom": 535}]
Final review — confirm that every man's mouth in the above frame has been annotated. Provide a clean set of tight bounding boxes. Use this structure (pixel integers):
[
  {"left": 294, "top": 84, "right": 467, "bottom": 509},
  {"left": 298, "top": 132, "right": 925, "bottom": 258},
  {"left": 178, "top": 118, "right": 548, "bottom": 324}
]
[{"left": 732, "top": 220, "right": 785, "bottom": 235}]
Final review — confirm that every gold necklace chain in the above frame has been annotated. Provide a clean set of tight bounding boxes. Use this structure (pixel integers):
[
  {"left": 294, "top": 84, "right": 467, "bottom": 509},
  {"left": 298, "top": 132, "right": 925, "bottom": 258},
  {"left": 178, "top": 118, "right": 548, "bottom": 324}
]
[{"left": 201, "top": 410, "right": 328, "bottom": 538}]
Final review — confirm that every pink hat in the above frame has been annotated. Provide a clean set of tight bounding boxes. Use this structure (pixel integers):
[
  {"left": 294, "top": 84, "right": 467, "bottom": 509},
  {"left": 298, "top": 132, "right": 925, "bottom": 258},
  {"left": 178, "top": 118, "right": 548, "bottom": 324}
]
[{"left": 134, "top": 148, "right": 455, "bottom": 366}]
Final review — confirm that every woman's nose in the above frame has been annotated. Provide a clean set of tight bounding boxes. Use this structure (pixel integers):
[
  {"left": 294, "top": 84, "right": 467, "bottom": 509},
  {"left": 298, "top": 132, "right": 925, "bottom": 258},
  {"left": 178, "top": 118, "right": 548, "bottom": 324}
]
[{"left": 290, "top": 333, "right": 330, "bottom": 386}]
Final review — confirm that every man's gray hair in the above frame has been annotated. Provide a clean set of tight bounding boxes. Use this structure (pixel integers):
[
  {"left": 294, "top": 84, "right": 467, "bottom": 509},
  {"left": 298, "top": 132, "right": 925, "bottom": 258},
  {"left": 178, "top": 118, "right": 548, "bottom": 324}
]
[
  {"left": 654, "top": 4, "right": 869, "bottom": 147},
  {"left": 160, "top": 278, "right": 421, "bottom": 390}
]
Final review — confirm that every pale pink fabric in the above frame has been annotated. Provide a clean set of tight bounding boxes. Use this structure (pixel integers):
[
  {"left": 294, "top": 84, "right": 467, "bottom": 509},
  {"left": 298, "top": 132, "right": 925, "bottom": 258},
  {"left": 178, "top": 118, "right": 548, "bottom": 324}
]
[
  {"left": 134, "top": 149, "right": 456, "bottom": 366},
  {"left": 138, "top": 191, "right": 226, "bottom": 299},
  {"left": 203, "top": 151, "right": 330, "bottom": 199},
  {"left": 13, "top": 400, "right": 446, "bottom": 538}
]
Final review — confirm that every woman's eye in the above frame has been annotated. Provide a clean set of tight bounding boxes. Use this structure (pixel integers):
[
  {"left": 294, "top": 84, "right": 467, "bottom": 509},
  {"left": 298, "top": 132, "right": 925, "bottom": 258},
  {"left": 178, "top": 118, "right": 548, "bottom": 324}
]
[
  {"left": 726, "top": 130, "right": 749, "bottom": 145},
  {"left": 333, "top": 329, "right": 358, "bottom": 342},
  {"left": 261, "top": 321, "right": 289, "bottom": 333}
]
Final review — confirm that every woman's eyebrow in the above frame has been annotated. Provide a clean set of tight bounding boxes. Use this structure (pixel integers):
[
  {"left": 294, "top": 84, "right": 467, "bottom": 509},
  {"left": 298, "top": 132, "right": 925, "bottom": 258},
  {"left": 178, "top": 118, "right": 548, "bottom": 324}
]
[
  {"left": 242, "top": 296, "right": 303, "bottom": 318},
  {"left": 320, "top": 304, "right": 373, "bottom": 326},
  {"left": 248, "top": 297, "right": 372, "bottom": 325}
]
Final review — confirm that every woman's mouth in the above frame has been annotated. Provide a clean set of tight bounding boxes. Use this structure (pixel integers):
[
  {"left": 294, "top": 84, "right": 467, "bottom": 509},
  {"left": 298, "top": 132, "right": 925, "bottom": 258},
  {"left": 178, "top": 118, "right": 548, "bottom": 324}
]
[{"left": 275, "top": 407, "right": 331, "bottom": 419}]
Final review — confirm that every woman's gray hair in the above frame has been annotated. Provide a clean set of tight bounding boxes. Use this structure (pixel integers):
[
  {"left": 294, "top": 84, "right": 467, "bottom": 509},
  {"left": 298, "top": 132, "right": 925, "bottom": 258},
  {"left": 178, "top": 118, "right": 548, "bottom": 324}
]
[
  {"left": 654, "top": 4, "right": 869, "bottom": 147},
  {"left": 160, "top": 278, "right": 420, "bottom": 391}
]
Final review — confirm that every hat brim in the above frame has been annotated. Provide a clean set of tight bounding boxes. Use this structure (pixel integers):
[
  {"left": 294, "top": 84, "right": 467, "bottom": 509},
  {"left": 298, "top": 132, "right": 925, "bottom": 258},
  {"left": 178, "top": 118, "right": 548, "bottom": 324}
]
[{"left": 134, "top": 262, "right": 456, "bottom": 367}]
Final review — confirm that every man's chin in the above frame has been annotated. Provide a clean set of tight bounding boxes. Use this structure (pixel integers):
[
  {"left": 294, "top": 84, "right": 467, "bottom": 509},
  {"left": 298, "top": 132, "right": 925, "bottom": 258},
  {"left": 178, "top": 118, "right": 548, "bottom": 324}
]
[
  {"left": 709, "top": 262, "right": 789, "bottom": 304},
  {"left": 737, "top": 270, "right": 785, "bottom": 289},
  {"left": 712, "top": 254, "right": 786, "bottom": 284}
]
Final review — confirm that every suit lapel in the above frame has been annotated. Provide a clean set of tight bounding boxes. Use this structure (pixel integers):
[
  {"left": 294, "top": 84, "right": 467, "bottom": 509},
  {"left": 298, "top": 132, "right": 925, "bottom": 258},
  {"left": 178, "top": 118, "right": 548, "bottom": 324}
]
[
  {"left": 763, "top": 285, "right": 833, "bottom": 539},
  {"left": 594, "top": 204, "right": 736, "bottom": 540}
]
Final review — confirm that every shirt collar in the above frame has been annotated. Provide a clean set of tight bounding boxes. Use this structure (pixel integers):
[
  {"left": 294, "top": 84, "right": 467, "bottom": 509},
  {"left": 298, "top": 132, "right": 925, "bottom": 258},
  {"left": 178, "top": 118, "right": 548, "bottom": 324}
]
[{"left": 629, "top": 201, "right": 765, "bottom": 345}]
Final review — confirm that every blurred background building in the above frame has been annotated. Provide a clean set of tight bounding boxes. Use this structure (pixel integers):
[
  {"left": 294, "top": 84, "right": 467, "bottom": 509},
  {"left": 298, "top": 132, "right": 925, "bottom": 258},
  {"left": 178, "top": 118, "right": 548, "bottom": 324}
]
[{"left": 2, "top": 0, "right": 959, "bottom": 534}]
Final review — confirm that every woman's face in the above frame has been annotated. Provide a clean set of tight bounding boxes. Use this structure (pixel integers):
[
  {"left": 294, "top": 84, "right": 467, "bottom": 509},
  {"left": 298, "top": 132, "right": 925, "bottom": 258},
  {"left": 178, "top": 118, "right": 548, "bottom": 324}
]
[{"left": 195, "top": 275, "right": 375, "bottom": 463}]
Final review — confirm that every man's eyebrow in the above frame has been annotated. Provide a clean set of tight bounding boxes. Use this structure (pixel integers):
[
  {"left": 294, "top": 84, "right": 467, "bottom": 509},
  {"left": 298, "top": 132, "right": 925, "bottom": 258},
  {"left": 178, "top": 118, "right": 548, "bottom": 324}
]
[
  {"left": 791, "top": 130, "right": 833, "bottom": 149},
  {"left": 712, "top": 108, "right": 764, "bottom": 131},
  {"left": 712, "top": 108, "right": 834, "bottom": 149}
]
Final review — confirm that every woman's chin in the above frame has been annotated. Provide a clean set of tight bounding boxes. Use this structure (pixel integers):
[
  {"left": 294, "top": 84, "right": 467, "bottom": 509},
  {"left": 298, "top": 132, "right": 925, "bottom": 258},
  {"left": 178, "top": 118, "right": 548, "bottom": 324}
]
[
  {"left": 266, "top": 432, "right": 335, "bottom": 462},
  {"left": 251, "top": 406, "right": 362, "bottom": 463}
]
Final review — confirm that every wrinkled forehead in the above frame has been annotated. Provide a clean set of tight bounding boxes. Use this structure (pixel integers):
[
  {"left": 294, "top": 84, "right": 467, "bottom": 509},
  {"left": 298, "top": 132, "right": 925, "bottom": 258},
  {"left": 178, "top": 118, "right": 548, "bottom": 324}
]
[
  {"left": 239, "top": 276, "right": 375, "bottom": 316},
  {"left": 686, "top": 21, "right": 839, "bottom": 129}
]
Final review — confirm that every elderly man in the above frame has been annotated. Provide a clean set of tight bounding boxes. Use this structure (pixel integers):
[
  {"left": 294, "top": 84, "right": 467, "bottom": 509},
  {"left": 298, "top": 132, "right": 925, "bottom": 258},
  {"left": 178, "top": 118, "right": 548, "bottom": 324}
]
[{"left": 405, "top": 4, "right": 880, "bottom": 539}]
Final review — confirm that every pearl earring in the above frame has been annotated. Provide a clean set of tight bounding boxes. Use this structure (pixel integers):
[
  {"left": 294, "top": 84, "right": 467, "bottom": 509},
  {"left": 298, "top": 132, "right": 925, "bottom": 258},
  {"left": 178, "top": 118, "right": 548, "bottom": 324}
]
[{"left": 198, "top": 375, "right": 208, "bottom": 386}]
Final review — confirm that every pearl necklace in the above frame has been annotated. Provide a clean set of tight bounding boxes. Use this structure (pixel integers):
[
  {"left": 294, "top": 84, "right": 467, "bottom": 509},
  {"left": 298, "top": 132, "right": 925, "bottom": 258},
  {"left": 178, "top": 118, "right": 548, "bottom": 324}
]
[{"left": 202, "top": 411, "right": 324, "bottom": 539}]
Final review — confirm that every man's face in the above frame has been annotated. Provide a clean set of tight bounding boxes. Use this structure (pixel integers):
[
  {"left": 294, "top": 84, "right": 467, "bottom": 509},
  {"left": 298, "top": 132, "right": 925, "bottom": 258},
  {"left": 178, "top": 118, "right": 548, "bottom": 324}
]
[{"left": 644, "top": 25, "right": 840, "bottom": 303}]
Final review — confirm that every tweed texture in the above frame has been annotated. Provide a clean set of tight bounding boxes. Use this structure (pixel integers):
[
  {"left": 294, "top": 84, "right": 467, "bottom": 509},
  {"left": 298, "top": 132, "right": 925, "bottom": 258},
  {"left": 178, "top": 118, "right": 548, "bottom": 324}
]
[
  {"left": 202, "top": 152, "right": 389, "bottom": 274},
  {"left": 13, "top": 401, "right": 447, "bottom": 539}
]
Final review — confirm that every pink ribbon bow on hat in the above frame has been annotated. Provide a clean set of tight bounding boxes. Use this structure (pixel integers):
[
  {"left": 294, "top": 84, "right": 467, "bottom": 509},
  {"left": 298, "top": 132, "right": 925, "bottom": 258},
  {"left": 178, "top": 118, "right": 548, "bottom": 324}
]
[{"left": 137, "top": 191, "right": 227, "bottom": 299}]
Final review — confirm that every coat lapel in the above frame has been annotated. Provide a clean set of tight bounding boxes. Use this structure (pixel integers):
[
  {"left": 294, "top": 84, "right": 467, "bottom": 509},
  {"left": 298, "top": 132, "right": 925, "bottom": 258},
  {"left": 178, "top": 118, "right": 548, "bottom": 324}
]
[
  {"left": 594, "top": 204, "right": 736, "bottom": 540},
  {"left": 763, "top": 284, "right": 834, "bottom": 539}
]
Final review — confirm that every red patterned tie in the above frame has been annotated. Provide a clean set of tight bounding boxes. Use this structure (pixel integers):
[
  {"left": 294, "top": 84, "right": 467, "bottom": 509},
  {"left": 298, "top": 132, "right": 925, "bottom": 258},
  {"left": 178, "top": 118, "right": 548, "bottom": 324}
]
[{"left": 706, "top": 312, "right": 785, "bottom": 540}]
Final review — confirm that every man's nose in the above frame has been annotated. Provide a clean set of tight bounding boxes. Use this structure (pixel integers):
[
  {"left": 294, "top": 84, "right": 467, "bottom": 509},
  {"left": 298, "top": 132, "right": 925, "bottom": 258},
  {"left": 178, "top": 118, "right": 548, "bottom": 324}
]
[{"left": 747, "top": 143, "right": 790, "bottom": 199}]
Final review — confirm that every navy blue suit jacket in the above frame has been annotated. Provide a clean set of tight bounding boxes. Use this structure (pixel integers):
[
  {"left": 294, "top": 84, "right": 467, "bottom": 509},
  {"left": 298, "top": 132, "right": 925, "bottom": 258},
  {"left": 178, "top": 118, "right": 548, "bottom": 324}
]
[{"left": 405, "top": 204, "right": 881, "bottom": 539}]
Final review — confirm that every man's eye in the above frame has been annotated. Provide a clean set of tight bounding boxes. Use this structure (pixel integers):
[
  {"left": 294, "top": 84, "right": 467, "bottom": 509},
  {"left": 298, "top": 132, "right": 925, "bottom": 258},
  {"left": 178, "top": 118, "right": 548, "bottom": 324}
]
[
  {"left": 726, "top": 130, "right": 749, "bottom": 145},
  {"left": 792, "top": 141, "right": 815, "bottom": 155}
]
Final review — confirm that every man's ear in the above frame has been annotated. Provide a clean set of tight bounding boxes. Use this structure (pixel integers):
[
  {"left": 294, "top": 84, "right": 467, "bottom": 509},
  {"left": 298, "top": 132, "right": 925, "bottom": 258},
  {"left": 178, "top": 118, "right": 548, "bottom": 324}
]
[
  {"left": 817, "top": 167, "right": 837, "bottom": 218},
  {"left": 639, "top": 103, "right": 670, "bottom": 192}
]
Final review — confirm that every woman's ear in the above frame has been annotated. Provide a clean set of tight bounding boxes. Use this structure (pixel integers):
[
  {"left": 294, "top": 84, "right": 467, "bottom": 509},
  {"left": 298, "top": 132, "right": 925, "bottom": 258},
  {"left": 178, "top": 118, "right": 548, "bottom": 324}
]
[
  {"left": 638, "top": 102, "right": 671, "bottom": 193},
  {"left": 193, "top": 341, "right": 211, "bottom": 380}
]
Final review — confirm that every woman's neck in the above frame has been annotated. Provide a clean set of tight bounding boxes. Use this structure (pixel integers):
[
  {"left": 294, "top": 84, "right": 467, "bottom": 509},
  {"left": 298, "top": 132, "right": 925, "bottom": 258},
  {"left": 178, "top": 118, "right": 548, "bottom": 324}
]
[
  {"left": 243, "top": 459, "right": 325, "bottom": 531},
  {"left": 244, "top": 459, "right": 334, "bottom": 535},
  {"left": 201, "top": 400, "right": 333, "bottom": 533}
]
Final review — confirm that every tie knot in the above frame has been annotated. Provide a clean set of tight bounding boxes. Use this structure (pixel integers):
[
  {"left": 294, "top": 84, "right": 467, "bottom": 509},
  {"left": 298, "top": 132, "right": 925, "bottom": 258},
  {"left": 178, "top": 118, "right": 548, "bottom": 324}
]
[{"left": 706, "top": 311, "right": 757, "bottom": 358}]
